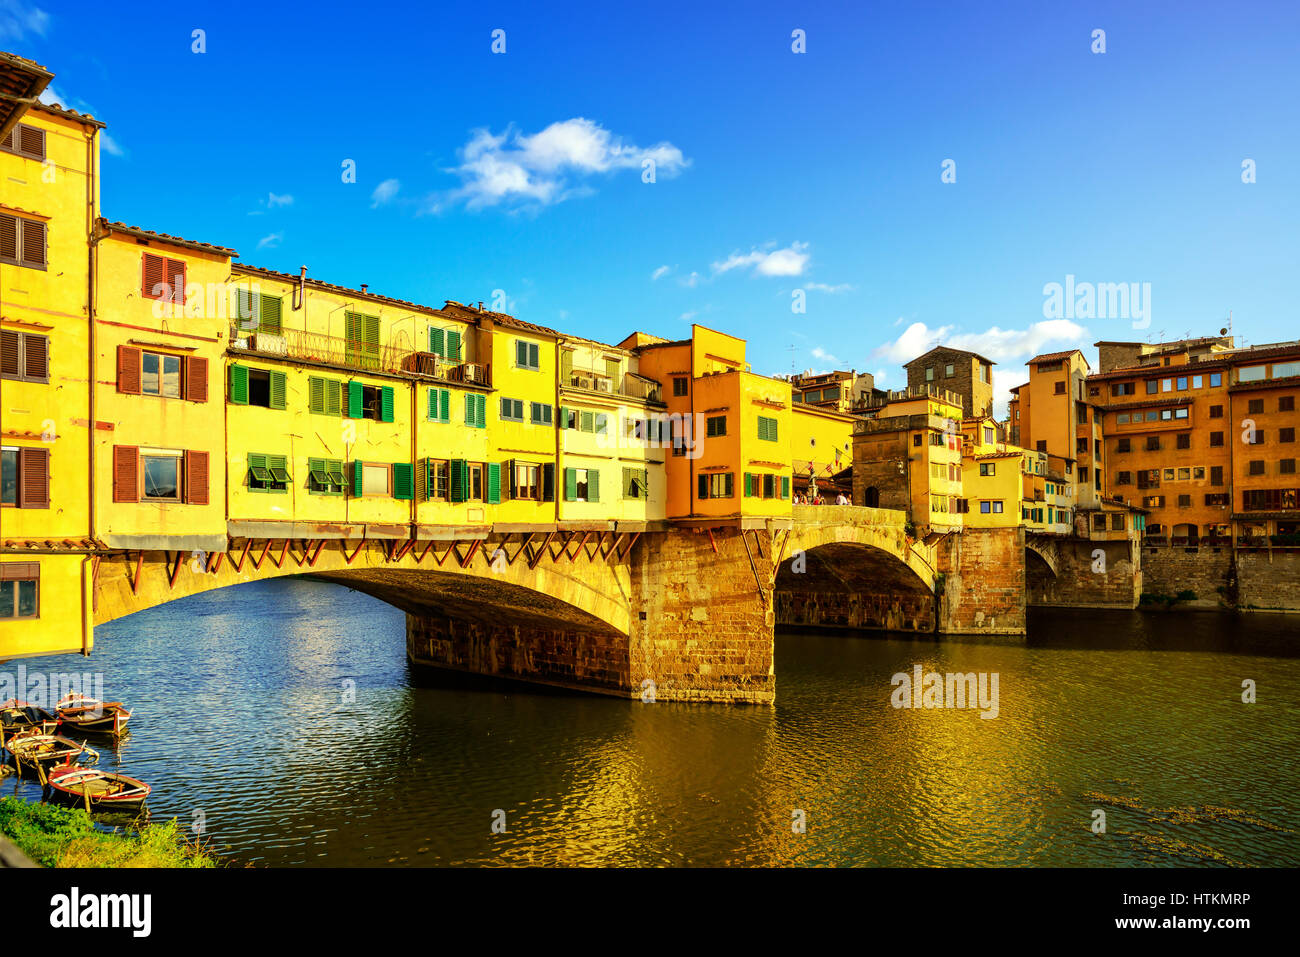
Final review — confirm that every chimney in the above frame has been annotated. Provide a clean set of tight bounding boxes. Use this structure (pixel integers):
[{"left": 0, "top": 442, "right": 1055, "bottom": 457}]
[
  {"left": 361, "top": 284, "right": 368, "bottom": 294},
  {"left": 478, "top": 301, "right": 485, "bottom": 311}
]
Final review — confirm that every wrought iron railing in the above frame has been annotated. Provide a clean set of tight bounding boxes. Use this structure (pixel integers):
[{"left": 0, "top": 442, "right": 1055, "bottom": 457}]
[{"left": 231, "top": 325, "right": 411, "bottom": 375}]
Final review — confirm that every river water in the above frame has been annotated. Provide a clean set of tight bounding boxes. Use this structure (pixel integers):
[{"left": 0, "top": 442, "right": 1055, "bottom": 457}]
[{"left": 4, "top": 577, "right": 1298, "bottom": 867}]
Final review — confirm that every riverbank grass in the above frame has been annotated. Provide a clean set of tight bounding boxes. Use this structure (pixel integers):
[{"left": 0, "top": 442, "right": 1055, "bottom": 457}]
[{"left": 0, "top": 797, "right": 218, "bottom": 867}]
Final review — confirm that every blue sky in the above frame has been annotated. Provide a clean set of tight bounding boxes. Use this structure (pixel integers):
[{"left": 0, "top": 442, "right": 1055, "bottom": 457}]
[{"left": 6, "top": 0, "right": 1298, "bottom": 412}]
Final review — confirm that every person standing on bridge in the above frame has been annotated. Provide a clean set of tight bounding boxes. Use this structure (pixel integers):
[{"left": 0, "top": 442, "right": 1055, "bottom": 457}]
[{"left": 836, "top": 492, "right": 849, "bottom": 506}]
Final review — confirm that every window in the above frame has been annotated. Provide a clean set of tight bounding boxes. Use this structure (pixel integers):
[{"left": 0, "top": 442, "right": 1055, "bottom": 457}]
[
  {"left": 1116, "top": 438, "right": 1131, "bottom": 453},
  {"left": 1145, "top": 380, "right": 1158, "bottom": 394},
  {"left": 979, "top": 500, "right": 1003, "bottom": 514},
  {"left": 757, "top": 416, "right": 778, "bottom": 441},
  {"left": 1192, "top": 375, "right": 1203, "bottom": 388},
  {"left": 513, "top": 462, "right": 542, "bottom": 501},
  {"left": 914, "top": 434, "right": 924, "bottom": 447},
  {"left": 944, "top": 363, "right": 954, "bottom": 377},
  {"left": 0, "top": 446, "right": 48, "bottom": 508},
  {"left": 1210, "top": 466, "right": 1223, "bottom": 486},
  {"left": 1248, "top": 398, "right": 1265, "bottom": 414},
  {"left": 1117, "top": 413, "right": 1130, "bottom": 424},
  {"left": 925, "top": 366, "right": 934, "bottom": 381},
  {"left": 623, "top": 467, "right": 649, "bottom": 499},
  {"left": 0, "top": 563, "right": 39, "bottom": 619},
  {"left": 1054, "top": 381, "right": 1065, "bottom": 395},
  {"left": 1205, "top": 493, "right": 1229, "bottom": 506},
  {"left": 427, "top": 327, "right": 462, "bottom": 361},
  {"left": 423, "top": 459, "right": 451, "bottom": 500},
  {"left": 355, "top": 462, "right": 390, "bottom": 497},
  {"left": 979, "top": 364, "right": 988, "bottom": 383},
  {"left": 1176, "top": 433, "right": 1190, "bottom": 450},
  {"left": 979, "top": 462, "right": 995, "bottom": 476},
  {"left": 465, "top": 393, "right": 487, "bottom": 428},
  {"left": 500, "top": 397, "right": 525, "bottom": 422},
  {"left": 1111, "top": 382, "right": 1135, "bottom": 396},
  {"left": 1274, "top": 362, "right": 1300, "bottom": 379},
  {"left": 1238, "top": 365, "right": 1267, "bottom": 383},
  {"left": 0, "top": 330, "right": 49, "bottom": 382},
  {"left": 308, "top": 376, "right": 343, "bottom": 415},
  {"left": 1209, "top": 431, "right": 1224, "bottom": 447},
  {"left": 1282, "top": 459, "right": 1297, "bottom": 475},
  {"left": 706, "top": 415, "right": 727, "bottom": 437},
  {"left": 0, "top": 212, "right": 48, "bottom": 270},
  {"left": 234, "top": 290, "right": 283, "bottom": 335},
  {"left": 515, "top": 340, "right": 540, "bottom": 370},
  {"left": 140, "top": 252, "right": 185, "bottom": 303},
  {"left": 344, "top": 312, "right": 381, "bottom": 369},
  {"left": 1178, "top": 494, "right": 1191, "bottom": 508},
  {"left": 427, "top": 387, "right": 450, "bottom": 422},
  {"left": 673, "top": 377, "right": 688, "bottom": 396},
  {"left": 307, "top": 458, "right": 347, "bottom": 495},
  {"left": 1177, "top": 376, "right": 1187, "bottom": 390},
  {"left": 530, "top": 402, "right": 553, "bottom": 426},
  {"left": 1210, "top": 372, "right": 1223, "bottom": 386},
  {"left": 468, "top": 463, "right": 485, "bottom": 500},
  {"left": 1243, "top": 489, "right": 1299, "bottom": 511},
  {"left": 1143, "top": 496, "right": 1164, "bottom": 508},
  {"left": 1282, "top": 396, "right": 1296, "bottom": 412},
  {"left": 1248, "top": 430, "right": 1264, "bottom": 445},
  {"left": 1282, "top": 428, "right": 1296, "bottom": 443},
  {"left": 143, "top": 452, "right": 183, "bottom": 501},
  {"left": 1117, "top": 471, "right": 1131, "bottom": 486},
  {"left": 243, "top": 368, "right": 287, "bottom": 409},
  {"left": 1248, "top": 460, "right": 1265, "bottom": 476},
  {"left": 984, "top": 427, "right": 995, "bottom": 443},
  {"left": 697, "top": 472, "right": 734, "bottom": 499},
  {"left": 564, "top": 467, "right": 599, "bottom": 502},
  {"left": 345, "top": 383, "right": 393, "bottom": 422},
  {"left": 247, "top": 453, "right": 290, "bottom": 493},
  {"left": 1146, "top": 437, "right": 1160, "bottom": 451},
  {"left": 0, "top": 123, "right": 45, "bottom": 160},
  {"left": 1036, "top": 440, "right": 1047, "bottom": 452}
]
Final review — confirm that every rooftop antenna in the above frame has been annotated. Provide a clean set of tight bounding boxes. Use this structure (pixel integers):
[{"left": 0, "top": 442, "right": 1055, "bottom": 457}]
[{"left": 788, "top": 342, "right": 797, "bottom": 376}]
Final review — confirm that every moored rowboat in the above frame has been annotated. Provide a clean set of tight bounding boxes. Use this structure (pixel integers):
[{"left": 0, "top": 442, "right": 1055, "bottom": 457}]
[
  {"left": 0, "top": 700, "right": 59, "bottom": 743},
  {"left": 47, "top": 766, "right": 151, "bottom": 812},
  {"left": 55, "top": 693, "right": 133, "bottom": 736},
  {"left": 4, "top": 732, "right": 99, "bottom": 784}
]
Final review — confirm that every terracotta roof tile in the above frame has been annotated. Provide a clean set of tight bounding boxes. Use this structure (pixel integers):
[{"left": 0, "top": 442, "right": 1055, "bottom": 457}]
[
  {"left": 1030, "top": 349, "right": 1087, "bottom": 365},
  {"left": 99, "top": 219, "right": 237, "bottom": 257},
  {"left": 233, "top": 263, "right": 442, "bottom": 315}
]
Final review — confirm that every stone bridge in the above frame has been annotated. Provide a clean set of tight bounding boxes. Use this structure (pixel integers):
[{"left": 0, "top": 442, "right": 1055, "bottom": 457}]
[{"left": 88, "top": 506, "right": 936, "bottom": 705}]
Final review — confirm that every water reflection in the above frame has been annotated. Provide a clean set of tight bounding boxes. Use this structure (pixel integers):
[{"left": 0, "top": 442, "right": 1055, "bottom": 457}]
[{"left": 4, "top": 580, "right": 1297, "bottom": 867}]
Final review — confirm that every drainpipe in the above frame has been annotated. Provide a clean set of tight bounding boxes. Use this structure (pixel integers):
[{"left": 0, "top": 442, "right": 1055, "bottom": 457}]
[
  {"left": 83, "top": 125, "right": 99, "bottom": 655},
  {"left": 554, "top": 337, "right": 563, "bottom": 524},
  {"left": 294, "top": 266, "right": 306, "bottom": 311}
]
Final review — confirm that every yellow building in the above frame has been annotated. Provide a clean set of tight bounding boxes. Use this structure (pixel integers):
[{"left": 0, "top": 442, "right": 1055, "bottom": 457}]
[
  {"left": 790, "top": 403, "right": 854, "bottom": 499},
  {"left": 1, "top": 65, "right": 100, "bottom": 657}
]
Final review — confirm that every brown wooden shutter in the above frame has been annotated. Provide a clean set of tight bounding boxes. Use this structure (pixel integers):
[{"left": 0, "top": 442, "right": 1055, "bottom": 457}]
[
  {"left": 22, "top": 334, "right": 47, "bottom": 381},
  {"left": 166, "top": 258, "right": 186, "bottom": 304},
  {"left": 117, "top": 345, "right": 141, "bottom": 393},
  {"left": 142, "top": 253, "right": 165, "bottom": 298},
  {"left": 184, "top": 450, "right": 209, "bottom": 505},
  {"left": 18, "top": 125, "right": 44, "bottom": 160},
  {"left": 20, "top": 220, "right": 46, "bottom": 267},
  {"left": 17, "top": 447, "right": 49, "bottom": 508},
  {"left": 0, "top": 330, "right": 19, "bottom": 378},
  {"left": 0, "top": 213, "right": 15, "bottom": 262},
  {"left": 185, "top": 356, "right": 208, "bottom": 402},
  {"left": 113, "top": 446, "right": 139, "bottom": 502}
]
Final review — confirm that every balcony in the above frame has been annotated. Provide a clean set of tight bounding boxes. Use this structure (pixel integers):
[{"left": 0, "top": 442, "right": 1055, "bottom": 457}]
[
  {"left": 401, "top": 351, "right": 491, "bottom": 387},
  {"left": 562, "top": 370, "right": 664, "bottom": 404},
  {"left": 231, "top": 325, "right": 411, "bottom": 375}
]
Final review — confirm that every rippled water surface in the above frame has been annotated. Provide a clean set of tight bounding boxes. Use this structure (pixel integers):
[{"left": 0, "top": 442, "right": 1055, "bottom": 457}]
[{"left": 6, "top": 578, "right": 1299, "bottom": 866}]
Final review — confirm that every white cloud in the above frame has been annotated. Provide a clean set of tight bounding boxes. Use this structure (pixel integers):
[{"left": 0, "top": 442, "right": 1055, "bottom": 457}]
[
  {"left": 811, "top": 346, "right": 842, "bottom": 366},
  {"left": 370, "top": 179, "right": 400, "bottom": 208},
  {"left": 39, "top": 85, "right": 125, "bottom": 157},
  {"left": 0, "top": 0, "right": 49, "bottom": 40},
  {"left": 257, "top": 233, "right": 283, "bottom": 250},
  {"left": 805, "top": 281, "right": 852, "bottom": 294},
  {"left": 679, "top": 271, "right": 702, "bottom": 288},
  {"left": 712, "top": 241, "right": 809, "bottom": 278},
  {"left": 436, "top": 118, "right": 688, "bottom": 211},
  {"left": 680, "top": 311, "right": 697, "bottom": 322},
  {"left": 651, "top": 265, "right": 670, "bottom": 281},
  {"left": 872, "top": 318, "right": 1090, "bottom": 418}
]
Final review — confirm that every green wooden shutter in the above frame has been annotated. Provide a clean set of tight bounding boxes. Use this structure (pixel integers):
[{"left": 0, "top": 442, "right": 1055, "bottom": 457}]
[
  {"left": 640, "top": 469, "right": 648, "bottom": 498},
  {"left": 782, "top": 476, "right": 790, "bottom": 499},
  {"left": 261, "top": 295, "right": 282, "bottom": 335},
  {"left": 429, "top": 327, "right": 445, "bottom": 356},
  {"left": 380, "top": 386, "right": 394, "bottom": 422},
  {"left": 427, "top": 388, "right": 437, "bottom": 420},
  {"left": 269, "top": 370, "right": 287, "bottom": 409},
  {"left": 487, "top": 463, "right": 501, "bottom": 504},
  {"left": 564, "top": 468, "right": 577, "bottom": 502},
  {"left": 698, "top": 474, "right": 708, "bottom": 500},
  {"left": 475, "top": 394, "right": 486, "bottom": 428},
  {"left": 542, "top": 463, "right": 555, "bottom": 502},
  {"left": 465, "top": 394, "right": 475, "bottom": 426},
  {"left": 422, "top": 458, "right": 434, "bottom": 499},
  {"left": 248, "top": 453, "right": 268, "bottom": 489},
  {"left": 439, "top": 389, "right": 449, "bottom": 422},
  {"left": 393, "top": 462, "right": 413, "bottom": 500},
  {"left": 744, "top": 473, "right": 753, "bottom": 497},
  {"left": 229, "top": 364, "right": 248, "bottom": 404},
  {"left": 347, "top": 380, "right": 363, "bottom": 418},
  {"left": 450, "top": 459, "right": 468, "bottom": 502},
  {"left": 623, "top": 467, "right": 633, "bottom": 497},
  {"left": 580, "top": 411, "right": 593, "bottom": 432},
  {"left": 588, "top": 469, "right": 599, "bottom": 503},
  {"left": 308, "top": 376, "right": 325, "bottom": 413},
  {"left": 235, "top": 288, "right": 253, "bottom": 328},
  {"left": 446, "top": 330, "right": 461, "bottom": 362},
  {"left": 326, "top": 379, "right": 341, "bottom": 416},
  {"left": 351, "top": 461, "right": 364, "bottom": 496}
]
